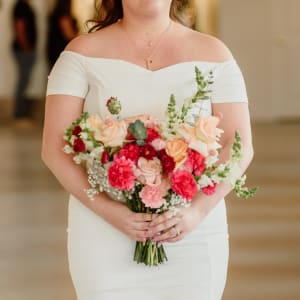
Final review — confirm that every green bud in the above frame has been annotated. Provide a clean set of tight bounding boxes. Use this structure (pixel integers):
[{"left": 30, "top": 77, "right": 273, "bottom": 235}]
[{"left": 106, "top": 97, "right": 122, "bottom": 115}]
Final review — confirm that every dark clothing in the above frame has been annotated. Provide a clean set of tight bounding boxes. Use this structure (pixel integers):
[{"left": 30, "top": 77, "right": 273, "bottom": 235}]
[
  {"left": 47, "top": 13, "right": 77, "bottom": 68},
  {"left": 12, "top": 0, "right": 37, "bottom": 51},
  {"left": 13, "top": 50, "right": 36, "bottom": 118}
]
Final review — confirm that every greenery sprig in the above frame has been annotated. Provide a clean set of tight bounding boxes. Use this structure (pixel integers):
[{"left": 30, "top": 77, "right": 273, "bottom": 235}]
[{"left": 165, "top": 66, "right": 214, "bottom": 135}]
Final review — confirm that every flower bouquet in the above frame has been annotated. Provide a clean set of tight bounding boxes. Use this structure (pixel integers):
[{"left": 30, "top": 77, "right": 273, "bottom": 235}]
[{"left": 63, "top": 67, "right": 257, "bottom": 266}]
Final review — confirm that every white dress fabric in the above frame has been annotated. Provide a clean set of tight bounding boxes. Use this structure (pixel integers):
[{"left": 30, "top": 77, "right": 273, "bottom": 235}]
[{"left": 47, "top": 51, "right": 248, "bottom": 300}]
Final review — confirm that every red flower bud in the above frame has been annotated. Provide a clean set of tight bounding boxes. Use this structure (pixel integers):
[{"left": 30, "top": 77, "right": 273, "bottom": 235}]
[
  {"left": 72, "top": 126, "right": 82, "bottom": 136},
  {"left": 73, "top": 138, "right": 86, "bottom": 153}
]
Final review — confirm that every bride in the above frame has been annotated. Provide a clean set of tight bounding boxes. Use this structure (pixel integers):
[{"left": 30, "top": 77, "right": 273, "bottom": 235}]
[{"left": 42, "top": 1, "right": 253, "bottom": 299}]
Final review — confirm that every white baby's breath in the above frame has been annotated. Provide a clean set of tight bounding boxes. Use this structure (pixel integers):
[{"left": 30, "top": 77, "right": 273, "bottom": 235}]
[{"left": 63, "top": 145, "right": 74, "bottom": 154}]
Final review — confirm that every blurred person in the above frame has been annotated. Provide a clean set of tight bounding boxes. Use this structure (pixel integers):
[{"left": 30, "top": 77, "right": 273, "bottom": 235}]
[
  {"left": 12, "top": 0, "right": 37, "bottom": 124},
  {"left": 42, "top": 0, "right": 253, "bottom": 299},
  {"left": 47, "top": 0, "right": 78, "bottom": 69}
]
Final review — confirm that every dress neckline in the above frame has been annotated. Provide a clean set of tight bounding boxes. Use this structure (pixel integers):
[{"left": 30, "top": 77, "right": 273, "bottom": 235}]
[{"left": 62, "top": 50, "right": 235, "bottom": 74}]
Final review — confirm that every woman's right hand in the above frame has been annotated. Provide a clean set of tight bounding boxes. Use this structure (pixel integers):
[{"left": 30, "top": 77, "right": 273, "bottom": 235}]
[{"left": 100, "top": 200, "right": 152, "bottom": 242}]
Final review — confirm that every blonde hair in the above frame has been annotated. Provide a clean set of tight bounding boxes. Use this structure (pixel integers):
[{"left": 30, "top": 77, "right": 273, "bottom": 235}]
[{"left": 88, "top": 0, "right": 191, "bottom": 32}]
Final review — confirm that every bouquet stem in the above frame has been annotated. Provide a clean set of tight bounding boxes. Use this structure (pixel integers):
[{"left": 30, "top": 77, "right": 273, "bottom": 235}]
[{"left": 134, "top": 240, "right": 168, "bottom": 266}]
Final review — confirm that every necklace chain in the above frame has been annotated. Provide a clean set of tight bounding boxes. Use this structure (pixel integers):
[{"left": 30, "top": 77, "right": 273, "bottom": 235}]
[{"left": 120, "top": 20, "right": 173, "bottom": 70}]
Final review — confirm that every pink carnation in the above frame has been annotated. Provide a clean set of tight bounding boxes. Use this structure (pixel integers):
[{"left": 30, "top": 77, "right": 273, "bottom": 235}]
[
  {"left": 185, "top": 149, "right": 206, "bottom": 176},
  {"left": 202, "top": 182, "right": 217, "bottom": 195},
  {"left": 139, "top": 186, "right": 165, "bottom": 209},
  {"left": 108, "top": 157, "right": 135, "bottom": 190},
  {"left": 171, "top": 170, "right": 197, "bottom": 201}
]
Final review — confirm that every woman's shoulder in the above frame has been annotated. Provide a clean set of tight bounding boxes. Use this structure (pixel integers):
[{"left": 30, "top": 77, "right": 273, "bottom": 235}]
[
  {"left": 65, "top": 24, "right": 117, "bottom": 58},
  {"left": 178, "top": 24, "right": 234, "bottom": 62}
]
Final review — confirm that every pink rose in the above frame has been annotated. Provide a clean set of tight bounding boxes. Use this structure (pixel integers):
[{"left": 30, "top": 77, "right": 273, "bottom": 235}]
[
  {"left": 135, "top": 157, "right": 162, "bottom": 187},
  {"left": 139, "top": 186, "right": 165, "bottom": 209},
  {"left": 108, "top": 157, "right": 135, "bottom": 190},
  {"left": 171, "top": 170, "right": 197, "bottom": 201},
  {"left": 151, "top": 138, "right": 166, "bottom": 151}
]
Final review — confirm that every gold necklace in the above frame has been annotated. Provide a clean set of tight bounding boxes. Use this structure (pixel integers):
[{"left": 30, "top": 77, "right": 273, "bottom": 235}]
[{"left": 120, "top": 20, "right": 173, "bottom": 69}]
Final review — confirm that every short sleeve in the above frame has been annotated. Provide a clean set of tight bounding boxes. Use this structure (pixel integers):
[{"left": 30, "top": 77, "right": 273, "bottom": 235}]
[
  {"left": 211, "top": 60, "right": 248, "bottom": 103},
  {"left": 46, "top": 51, "right": 89, "bottom": 98}
]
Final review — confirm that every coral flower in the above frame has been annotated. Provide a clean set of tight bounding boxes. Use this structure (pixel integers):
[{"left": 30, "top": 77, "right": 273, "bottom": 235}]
[{"left": 108, "top": 157, "right": 135, "bottom": 190}]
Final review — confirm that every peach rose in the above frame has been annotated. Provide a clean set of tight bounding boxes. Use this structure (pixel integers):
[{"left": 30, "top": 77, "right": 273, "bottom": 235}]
[
  {"left": 177, "top": 114, "right": 223, "bottom": 156},
  {"left": 94, "top": 118, "right": 127, "bottom": 147},
  {"left": 135, "top": 157, "right": 162, "bottom": 187},
  {"left": 88, "top": 114, "right": 103, "bottom": 129},
  {"left": 194, "top": 115, "right": 223, "bottom": 144},
  {"left": 165, "top": 138, "right": 188, "bottom": 165}
]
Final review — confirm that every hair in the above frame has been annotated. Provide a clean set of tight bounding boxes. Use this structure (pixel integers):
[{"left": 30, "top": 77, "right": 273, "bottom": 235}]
[{"left": 87, "top": 0, "right": 191, "bottom": 32}]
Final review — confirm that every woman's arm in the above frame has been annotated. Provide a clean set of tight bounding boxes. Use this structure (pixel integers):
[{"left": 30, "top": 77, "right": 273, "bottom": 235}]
[
  {"left": 150, "top": 102, "right": 254, "bottom": 242},
  {"left": 41, "top": 95, "right": 151, "bottom": 242}
]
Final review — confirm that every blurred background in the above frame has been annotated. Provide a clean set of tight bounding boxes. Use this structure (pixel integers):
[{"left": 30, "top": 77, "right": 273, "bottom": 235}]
[{"left": 0, "top": 0, "right": 299, "bottom": 299}]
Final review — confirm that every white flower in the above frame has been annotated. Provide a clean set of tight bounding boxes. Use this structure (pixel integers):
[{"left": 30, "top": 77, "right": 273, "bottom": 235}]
[
  {"left": 197, "top": 174, "right": 214, "bottom": 188},
  {"left": 63, "top": 145, "right": 74, "bottom": 154},
  {"left": 80, "top": 132, "right": 89, "bottom": 140}
]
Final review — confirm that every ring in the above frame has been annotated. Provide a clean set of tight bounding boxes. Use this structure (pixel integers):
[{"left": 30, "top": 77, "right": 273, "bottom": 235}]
[{"left": 174, "top": 226, "right": 180, "bottom": 237}]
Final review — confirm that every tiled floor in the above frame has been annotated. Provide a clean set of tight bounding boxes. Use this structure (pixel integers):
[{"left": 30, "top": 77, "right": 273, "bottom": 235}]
[{"left": 0, "top": 123, "right": 299, "bottom": 300}]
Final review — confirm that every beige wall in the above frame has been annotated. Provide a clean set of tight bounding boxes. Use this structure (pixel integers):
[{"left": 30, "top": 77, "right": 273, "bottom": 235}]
[{"left": 218, "top": 0, "right": 300, "bottom": 121}]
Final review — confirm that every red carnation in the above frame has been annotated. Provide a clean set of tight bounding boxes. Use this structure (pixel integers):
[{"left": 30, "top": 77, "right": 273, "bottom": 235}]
[
  {"left": 73, "top": 138, "right": 86, "bottom": 152},
  {"left": 171, "top": 170, "right": 197, "bottom": 200},
  {"left": 145, "top": 128, "right": 160, "bottom": 143},
  {"left": 126, "top": 132, "right": 136, "bottom": 141},
  {"left": 72, "top": 126, "right": 82, "bottom": 136},
  {"left": 139, "top": 144, "right": 156, "bottom": 160},
  {"left": 202, "top": 182, "right": 217, "bottom": 195},
  {"left": 158, "top": 149, "right": 175, "bottom": 174},
  {"left": 115, "top": 143, "right": 140, "bottom": 163},
  {"left": 101, "top": 150, "right": 109, "bottom": 164},
  {"left": 185, "top": 149, "right": 206, "bottom": 176},
  {"left": 108, "top": 157, "right": 135, "bottom": 190}
]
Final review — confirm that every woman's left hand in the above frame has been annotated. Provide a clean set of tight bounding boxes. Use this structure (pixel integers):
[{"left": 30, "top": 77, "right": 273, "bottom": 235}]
[{"left": 149, "top": 202, "right": 206, "bottom": 243}]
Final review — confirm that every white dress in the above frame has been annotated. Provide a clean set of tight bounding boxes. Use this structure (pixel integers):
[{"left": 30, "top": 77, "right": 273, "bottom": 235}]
[{"left": 47, "top": 51, "right": 248, "bottom": 300}]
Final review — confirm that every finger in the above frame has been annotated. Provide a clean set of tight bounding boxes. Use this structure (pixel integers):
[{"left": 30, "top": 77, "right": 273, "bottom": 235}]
[
  {"left": 165, "top": 233, "right": 185, "bottom": 243},
  {"left": 135, "top": 213, "right": 152, "bottom": 223},
  {"left": 151, "top": 217, "right": 181, "bottom": 236},
  {"left": 152, "top": 226, "right": 181, "bottom": 242},
  {"left": 150, "top": 210, "right": 175, "bottom": 227},
  {"left": 128, "top": 229, "right": 149, "bottom": 242},
  {"left": 131, "top": 221, "right": 152, "bottom": 231}
]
